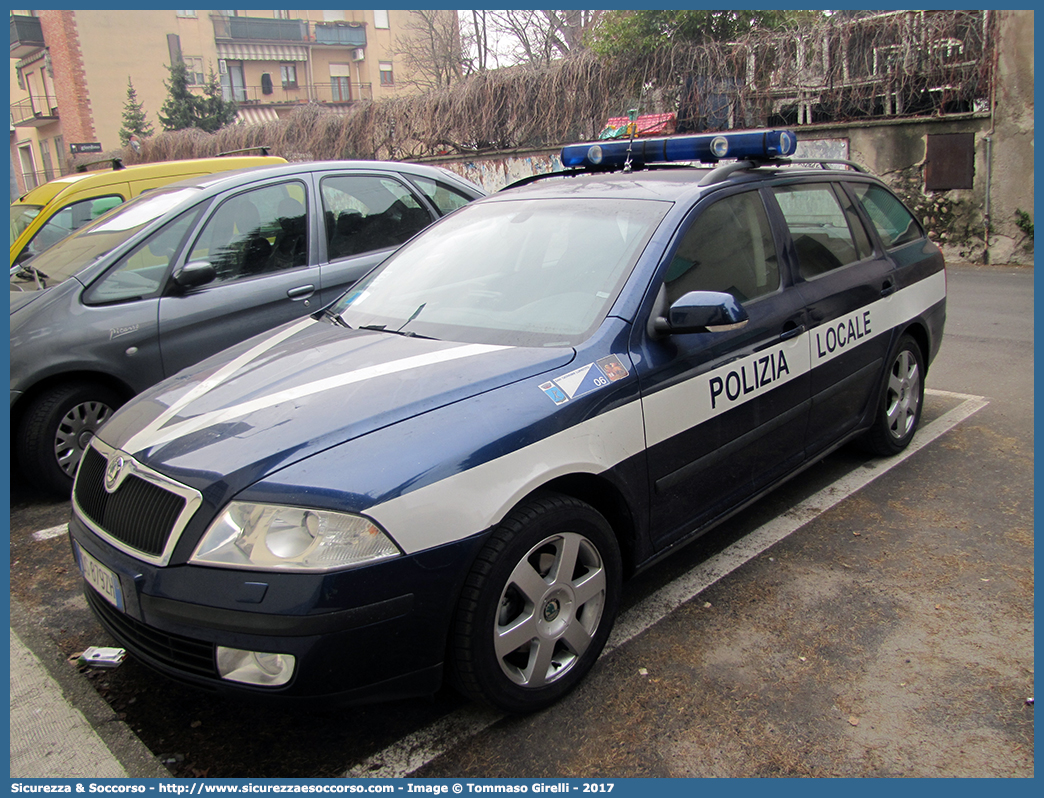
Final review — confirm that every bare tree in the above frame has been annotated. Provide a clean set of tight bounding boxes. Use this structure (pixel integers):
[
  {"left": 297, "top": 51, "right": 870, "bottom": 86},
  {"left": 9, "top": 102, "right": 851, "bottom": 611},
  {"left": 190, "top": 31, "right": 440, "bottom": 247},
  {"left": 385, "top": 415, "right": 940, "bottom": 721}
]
[
  {"left": 465, "top": 10, "right": 492, "bottom": 73},
  {"left": 395, "top": 10, "right": 465, "bottom": 90},
  {"left": 488, "top": 9, "right": 603, "bottom": 66}
]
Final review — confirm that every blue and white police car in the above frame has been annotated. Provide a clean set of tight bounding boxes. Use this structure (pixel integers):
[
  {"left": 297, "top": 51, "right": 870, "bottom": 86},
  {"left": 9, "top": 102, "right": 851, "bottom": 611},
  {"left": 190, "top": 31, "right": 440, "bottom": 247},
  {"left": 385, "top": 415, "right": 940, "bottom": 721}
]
[{"left": 69, "top": 130, "right": 946, "bottom": 713}]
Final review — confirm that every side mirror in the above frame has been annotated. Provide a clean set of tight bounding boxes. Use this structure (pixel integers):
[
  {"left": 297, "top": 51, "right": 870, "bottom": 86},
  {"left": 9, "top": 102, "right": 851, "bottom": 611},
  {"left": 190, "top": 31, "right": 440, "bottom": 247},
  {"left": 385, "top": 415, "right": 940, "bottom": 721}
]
[
  {"left": 172, "top": 260, "right": 216, "bottom": 289},
  {"left": 653, "top": 290, "right": 749, "bottom": 336}
]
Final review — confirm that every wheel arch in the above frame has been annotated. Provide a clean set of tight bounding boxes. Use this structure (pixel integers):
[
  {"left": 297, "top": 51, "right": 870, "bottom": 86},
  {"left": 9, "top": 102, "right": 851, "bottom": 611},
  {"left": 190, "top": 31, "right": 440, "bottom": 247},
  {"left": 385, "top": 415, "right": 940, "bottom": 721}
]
[
  {"left": 12, "top": 370, "right": 135, "bottom": 428},
  {"left": 516, "top": 472, "right": 640, "bottom": 578},
  {"left": 899, "top": 319, "right": 931, "bottom": 372}
]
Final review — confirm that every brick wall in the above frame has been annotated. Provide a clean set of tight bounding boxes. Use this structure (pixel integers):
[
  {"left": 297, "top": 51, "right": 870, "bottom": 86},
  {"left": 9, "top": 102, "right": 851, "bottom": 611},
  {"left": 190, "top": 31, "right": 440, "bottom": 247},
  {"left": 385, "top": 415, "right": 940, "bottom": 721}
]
[{"left": 37, "top": 10, "right": 95, "bottom": 173}]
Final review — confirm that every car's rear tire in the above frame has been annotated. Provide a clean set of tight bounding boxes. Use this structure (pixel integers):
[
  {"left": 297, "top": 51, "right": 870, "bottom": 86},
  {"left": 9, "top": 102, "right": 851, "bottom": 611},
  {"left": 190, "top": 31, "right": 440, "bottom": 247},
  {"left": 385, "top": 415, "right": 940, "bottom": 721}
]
[
  {"left": 862, "top": 334, "right": 925, "bottom": 456},
  {"left": 450, "top": 493, "right": 622, "bottom": 713},
  {"left": 16, "top": 382, "right": 122, "bottom": 497}
]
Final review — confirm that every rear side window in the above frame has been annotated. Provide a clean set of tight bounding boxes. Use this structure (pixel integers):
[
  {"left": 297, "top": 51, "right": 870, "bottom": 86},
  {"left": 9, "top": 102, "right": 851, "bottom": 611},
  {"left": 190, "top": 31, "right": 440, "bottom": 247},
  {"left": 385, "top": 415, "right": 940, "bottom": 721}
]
[
  {"left": 850, "top": 183, "right": 924, "bottom": 249},
  {"left": 665, "top": 190, "right": 779, "bottom": 305},
  {"left": 410, "top": 175, "right": 474, "bottom": 216},
  {"left": 320, "top": 175, "right": 433, "bottom": 261},
  {"left": 773, "top": 184, "right": 870, "bottom": 279}
]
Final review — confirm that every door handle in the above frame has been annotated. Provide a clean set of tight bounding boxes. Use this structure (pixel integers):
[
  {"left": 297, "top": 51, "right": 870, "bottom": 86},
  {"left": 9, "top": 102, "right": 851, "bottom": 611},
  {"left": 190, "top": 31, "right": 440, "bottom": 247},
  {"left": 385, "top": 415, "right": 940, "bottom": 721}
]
[
  {"left": 287, "top": 284, "right": 315, "bottom": 300},
  {"left": 881, "top": 279, "right": 896, "bottom": 297},
  {"left": 779, "top": 324, "right": 805, "bottom": 342}
]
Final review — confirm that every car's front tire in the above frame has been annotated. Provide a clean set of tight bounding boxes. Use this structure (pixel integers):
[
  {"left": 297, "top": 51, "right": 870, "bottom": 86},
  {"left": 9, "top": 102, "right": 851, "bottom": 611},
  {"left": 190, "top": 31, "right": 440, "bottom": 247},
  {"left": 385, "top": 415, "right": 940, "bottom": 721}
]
[
  {"left": 16, "top": 382, "right": 122, "bottom": 497},
  {"left": 450, "top": 493, "right": 622, "bottom": 713},
  {"left": 863, "top": 334, "right": 925, "bottom": 456}
]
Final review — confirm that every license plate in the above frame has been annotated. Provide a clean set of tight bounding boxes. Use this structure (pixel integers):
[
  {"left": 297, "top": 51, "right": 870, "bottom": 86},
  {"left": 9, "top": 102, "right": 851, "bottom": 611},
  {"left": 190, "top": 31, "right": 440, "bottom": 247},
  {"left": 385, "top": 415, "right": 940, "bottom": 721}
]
[{"left": 75, "top": 542, "right": 124, "bottom": 612}]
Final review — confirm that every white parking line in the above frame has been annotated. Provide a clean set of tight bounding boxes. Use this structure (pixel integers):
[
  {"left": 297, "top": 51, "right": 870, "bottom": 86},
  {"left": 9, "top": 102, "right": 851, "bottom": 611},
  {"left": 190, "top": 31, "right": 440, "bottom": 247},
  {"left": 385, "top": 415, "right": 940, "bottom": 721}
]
[
  {"left": 32, "top": 523, "right": 69, "bottom": 542},
  {"left": 344, "top": 388, "right": 988, "bottom": 778}
]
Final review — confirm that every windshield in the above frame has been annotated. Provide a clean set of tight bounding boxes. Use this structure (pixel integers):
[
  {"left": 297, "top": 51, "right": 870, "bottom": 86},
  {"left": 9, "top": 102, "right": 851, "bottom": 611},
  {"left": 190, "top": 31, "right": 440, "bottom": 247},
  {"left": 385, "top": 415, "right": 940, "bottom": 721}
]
[
  {"left": 10, "top": 187, "right": 201, "bottom": 294},
  {"left": 331, "top": 197, "right": 668, "bottom": 347},
  {"left": 10, "top": 204, "right": 42, "bottom": 242}
]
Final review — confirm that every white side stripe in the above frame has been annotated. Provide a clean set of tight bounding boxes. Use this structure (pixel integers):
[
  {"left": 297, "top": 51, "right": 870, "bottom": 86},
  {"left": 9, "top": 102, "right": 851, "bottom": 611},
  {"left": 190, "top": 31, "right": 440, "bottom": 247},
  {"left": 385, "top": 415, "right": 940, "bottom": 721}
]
[
  {"left": 645, "top": 271, "right": 946, "bottom": 447},
  {"left": 368, "top": 401, "right": 647, "bottom": 555}
]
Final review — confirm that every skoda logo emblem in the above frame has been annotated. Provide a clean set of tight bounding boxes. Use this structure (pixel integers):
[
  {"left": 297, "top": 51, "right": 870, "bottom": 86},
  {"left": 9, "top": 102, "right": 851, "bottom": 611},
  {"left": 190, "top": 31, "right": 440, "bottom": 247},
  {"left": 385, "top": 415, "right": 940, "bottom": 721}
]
[
  {"left": 543, "top": 598, "right": 561, "bottom": 623},
  {"left": 104, "top": 455, "right": 125, "bottom": 493}
]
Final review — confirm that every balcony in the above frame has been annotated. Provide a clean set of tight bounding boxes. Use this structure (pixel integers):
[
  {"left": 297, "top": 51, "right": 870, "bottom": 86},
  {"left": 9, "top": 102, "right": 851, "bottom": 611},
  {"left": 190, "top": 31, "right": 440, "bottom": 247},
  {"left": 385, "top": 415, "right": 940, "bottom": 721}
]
[
  {"left": 11, "top": 97, "right": 58, "bottom": 128},
  {"left": 211, "top": 15, "right": 367, "bottom": 48},
  {"left": 230, "top": 82, "right": 373, "bottom": 106},
  {"left": 212, "top": 14, "right": 306, "bottom": 43},
  {"left": 11, "top": 14, "right": 45, "bottom": 58},
  {"left": 313, "top": 22, "right": 366, "bottom": 47}
]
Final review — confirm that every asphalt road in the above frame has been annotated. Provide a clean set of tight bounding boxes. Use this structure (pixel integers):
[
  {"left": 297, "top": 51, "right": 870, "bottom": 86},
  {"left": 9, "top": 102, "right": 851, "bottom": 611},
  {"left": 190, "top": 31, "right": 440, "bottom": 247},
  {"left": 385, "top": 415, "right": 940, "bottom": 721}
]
[{"left": 8, "top": 263, "right": 1034, "bottom": 778}]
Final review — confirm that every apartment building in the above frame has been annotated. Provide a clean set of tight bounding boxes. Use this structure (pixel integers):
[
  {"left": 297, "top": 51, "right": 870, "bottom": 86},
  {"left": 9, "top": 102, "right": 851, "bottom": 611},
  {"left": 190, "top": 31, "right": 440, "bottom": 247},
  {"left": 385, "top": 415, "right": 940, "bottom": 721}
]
[{"left": 11, "top": 9, "right": 443, "bottom": 196}]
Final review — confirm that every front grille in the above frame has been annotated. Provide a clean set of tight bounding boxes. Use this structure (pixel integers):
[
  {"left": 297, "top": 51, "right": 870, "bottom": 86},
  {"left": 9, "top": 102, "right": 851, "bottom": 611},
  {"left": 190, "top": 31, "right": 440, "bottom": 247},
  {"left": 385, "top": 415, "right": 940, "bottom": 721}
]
[
  {"left": 86, "top": 587, "right": 217, "bottom": 678},
  {"left": 75, "top": 446, "right": 188, "bottom": 558}
]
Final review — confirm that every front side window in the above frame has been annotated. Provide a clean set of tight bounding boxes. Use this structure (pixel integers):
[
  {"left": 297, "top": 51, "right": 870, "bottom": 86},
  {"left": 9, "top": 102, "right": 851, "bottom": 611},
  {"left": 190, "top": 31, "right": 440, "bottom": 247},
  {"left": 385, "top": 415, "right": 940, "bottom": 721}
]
[
  {"left": 773, "top": 183, "right": 869, "bottom": 279},
  {"left": 331, "top": 197, "right": 669, "bottom": 347},
  {"left": 664, "top": 190, "right": 779, "bottom": 305},
  {"left": 850, "top": 183, "right": 924, "bottom": 250},
  {"left": 84, "top": 206, "right": 204, "bottom": 304},
  {"left": 188, "top": 181, "right": 309, "bottom": 284},
  {"left": 321, "top": 175, "right": 432, "bottom": 260}
]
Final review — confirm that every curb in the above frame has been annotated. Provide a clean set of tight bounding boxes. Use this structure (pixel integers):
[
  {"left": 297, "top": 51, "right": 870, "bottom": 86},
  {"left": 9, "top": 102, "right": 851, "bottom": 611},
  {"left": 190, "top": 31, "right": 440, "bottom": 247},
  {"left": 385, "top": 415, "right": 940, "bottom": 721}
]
[{"left": 10, "top": 597, "right": 170, "bottom": 779}]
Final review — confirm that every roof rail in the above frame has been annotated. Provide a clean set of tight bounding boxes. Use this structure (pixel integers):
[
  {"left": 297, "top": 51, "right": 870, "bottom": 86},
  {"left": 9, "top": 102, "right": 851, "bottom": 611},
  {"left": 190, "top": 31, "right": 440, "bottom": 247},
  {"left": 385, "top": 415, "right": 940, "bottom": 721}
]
[
  {"left": 697, "top": 157, "right": 868, "bottom": 187},
  {"left": 217, "top": 146, "right": 272, "bottom": 157},
  {"left": 75, "top": 157, "right": 125, "bottom": 174},
  {"left": 501, "top": 168, "right": 591, "bottom": 191},
  {"left": 501, "top": 161, "right": 708, "bottom": 192}
]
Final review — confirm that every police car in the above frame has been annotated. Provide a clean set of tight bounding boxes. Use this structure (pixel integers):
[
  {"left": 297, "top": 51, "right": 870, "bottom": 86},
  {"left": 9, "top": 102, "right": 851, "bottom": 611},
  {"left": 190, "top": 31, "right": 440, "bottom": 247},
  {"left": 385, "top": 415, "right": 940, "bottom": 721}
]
[{"left": 68, "top": 129, "right": 946, "bottom": 713}]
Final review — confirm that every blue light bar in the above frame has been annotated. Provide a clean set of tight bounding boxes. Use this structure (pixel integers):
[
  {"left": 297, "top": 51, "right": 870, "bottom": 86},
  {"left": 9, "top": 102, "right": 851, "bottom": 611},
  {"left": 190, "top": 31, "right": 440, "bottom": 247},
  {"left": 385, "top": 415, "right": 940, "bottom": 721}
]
[{"left": 561, "top": 129, "right": 797, "bottom": 169}]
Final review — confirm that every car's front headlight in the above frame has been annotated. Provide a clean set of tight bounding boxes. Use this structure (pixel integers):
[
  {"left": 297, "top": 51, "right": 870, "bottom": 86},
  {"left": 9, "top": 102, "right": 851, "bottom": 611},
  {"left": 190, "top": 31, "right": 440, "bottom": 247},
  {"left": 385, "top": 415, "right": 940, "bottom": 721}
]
[{"left": 190, "top": 502, "right": 400, "bottom": 571}]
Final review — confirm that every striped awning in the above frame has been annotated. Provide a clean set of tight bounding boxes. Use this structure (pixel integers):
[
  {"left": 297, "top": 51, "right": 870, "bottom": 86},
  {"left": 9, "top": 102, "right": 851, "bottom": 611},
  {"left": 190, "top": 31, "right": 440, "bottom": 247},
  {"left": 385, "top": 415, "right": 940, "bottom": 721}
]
[
  {"left": 236, "top": 106, "right": 281, "bottom": 126},
  {"left": 217, "top": 43, "right": 308, "bottom": 62}
]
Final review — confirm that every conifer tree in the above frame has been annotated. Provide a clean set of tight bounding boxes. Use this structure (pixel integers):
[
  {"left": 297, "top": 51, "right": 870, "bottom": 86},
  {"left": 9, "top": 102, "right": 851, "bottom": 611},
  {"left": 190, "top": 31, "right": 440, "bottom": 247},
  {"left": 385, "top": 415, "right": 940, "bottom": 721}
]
[
  {"left": 196, "top": 67, "right": 239, "bottom": 133},
  {"left": 158, "top": 61, "right": 198, "bottom": 132},
  {"left": 158, "top": 61, "right": 239, "bottom": 133},
  {"left": 118, "top": 77, "right": 155, "bottom": 145}
]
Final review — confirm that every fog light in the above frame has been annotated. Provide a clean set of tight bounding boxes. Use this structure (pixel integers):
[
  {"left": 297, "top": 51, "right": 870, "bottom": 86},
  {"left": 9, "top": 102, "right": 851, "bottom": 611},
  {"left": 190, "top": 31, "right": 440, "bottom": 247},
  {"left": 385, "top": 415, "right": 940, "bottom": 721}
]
[{"left": 216, "top": 646, "right": 295, "bottom": 687}]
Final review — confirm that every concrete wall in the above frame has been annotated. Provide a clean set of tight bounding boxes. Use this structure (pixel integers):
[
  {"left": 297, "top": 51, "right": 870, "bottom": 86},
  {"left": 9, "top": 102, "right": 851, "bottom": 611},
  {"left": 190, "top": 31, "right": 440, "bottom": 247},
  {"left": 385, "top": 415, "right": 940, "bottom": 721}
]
[{"left": 988, "top": 9, "right": 1034, "bottom": 264}]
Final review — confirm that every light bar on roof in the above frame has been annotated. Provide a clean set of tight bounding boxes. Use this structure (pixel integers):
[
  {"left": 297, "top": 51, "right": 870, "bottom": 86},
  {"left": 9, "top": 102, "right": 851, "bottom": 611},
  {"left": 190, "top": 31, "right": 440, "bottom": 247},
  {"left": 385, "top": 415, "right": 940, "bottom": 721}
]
[{"left": 561, "top": 129, "right": 798, "bottom": 169}]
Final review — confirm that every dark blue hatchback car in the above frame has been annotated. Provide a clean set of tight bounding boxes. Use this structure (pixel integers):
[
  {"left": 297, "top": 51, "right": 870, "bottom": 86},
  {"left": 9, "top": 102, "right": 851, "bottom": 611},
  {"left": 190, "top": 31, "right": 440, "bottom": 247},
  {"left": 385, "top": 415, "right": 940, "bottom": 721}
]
[{"left": 69, "top": 130, "right": 946, "bottom": 713}]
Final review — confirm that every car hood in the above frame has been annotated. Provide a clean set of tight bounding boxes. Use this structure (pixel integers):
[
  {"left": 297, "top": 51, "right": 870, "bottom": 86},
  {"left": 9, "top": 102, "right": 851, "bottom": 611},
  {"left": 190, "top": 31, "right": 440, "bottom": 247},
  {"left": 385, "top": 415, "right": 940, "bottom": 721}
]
[
  {"left": 97, "top": 316, "right": 575, "bottom": 494},
  {"left": 10, "top": 287, "right": 46, "bottom": 314}
]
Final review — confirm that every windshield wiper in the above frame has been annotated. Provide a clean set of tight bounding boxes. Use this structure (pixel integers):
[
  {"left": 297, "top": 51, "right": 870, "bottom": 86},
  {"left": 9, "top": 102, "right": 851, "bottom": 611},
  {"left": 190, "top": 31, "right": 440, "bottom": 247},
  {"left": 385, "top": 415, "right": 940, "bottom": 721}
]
[
  {"left": 358, "top": 324, "right": 437, "bottom": 340},
  {"left": 320, "top": 307, "right": 351, "bottom": 328}
]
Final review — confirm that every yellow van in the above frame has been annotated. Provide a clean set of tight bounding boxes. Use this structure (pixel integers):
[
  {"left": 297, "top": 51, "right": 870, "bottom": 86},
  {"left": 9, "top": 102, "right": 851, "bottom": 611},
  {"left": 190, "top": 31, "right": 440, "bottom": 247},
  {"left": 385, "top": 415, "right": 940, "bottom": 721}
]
[{"left": 10, "top": 152, "right": 287, "bottom": 268}]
